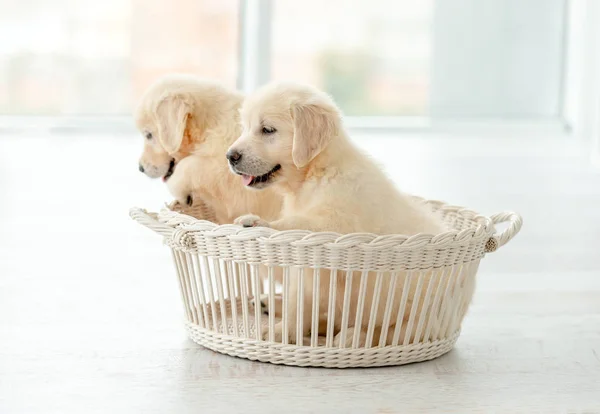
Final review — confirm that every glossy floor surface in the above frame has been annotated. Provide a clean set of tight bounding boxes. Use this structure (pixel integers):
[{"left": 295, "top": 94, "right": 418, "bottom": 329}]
[{"left": 1, "top": 132, "right": 599, "bottom": 413}]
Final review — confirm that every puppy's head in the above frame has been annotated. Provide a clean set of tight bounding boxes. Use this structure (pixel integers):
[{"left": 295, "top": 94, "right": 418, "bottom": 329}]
[
  {"left": 135, "top": 74, "right": 228, "bottom": 181},
  {"left": 227, "top": 82, "right": 341, "bottom": 190}
]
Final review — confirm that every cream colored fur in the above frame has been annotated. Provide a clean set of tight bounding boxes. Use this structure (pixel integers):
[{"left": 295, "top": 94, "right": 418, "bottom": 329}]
[
  {"left": 134, "top": 74, "right": 282, "bottom": 223},
  {"left": 229, "top": 82, "right": 448, "bottom": 345}
]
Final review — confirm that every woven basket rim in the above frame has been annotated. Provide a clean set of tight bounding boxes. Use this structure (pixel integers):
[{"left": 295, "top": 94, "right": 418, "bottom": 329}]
[{"left": 149, "top": 197, "right": 496, "bottom": 251}]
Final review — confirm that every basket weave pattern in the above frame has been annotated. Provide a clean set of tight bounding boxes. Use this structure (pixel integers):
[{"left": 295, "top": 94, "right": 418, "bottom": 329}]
[{"left": 131, "top": 198, "right": 522, "bottom": 368}]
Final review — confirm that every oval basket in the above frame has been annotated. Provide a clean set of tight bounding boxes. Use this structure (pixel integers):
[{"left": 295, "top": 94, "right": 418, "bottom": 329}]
[{"left": 130, "top": 198, "right": 522, "bottom": 368}]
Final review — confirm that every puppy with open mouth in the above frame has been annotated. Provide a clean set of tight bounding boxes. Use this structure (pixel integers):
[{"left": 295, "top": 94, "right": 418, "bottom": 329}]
[
  {"left": 134, "top": 74, "right": 282, "bottom": 224},
  {"left": 229, "top": 159, "right": 282, "bottom": 189},
  {"left": 227, "top": 82, "right": 448, "bottom": 346}
]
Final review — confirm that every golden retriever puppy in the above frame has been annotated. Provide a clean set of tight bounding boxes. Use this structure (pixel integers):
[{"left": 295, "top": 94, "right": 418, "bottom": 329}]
[
  {"left": 134, "top": 74, "right": 282, "bottom": 224},
  {"left": 227, "top": 82, "right": 447, "bottom": 346}
]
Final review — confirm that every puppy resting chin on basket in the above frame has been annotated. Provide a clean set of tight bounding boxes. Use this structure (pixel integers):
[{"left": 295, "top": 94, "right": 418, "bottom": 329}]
[{"left": 226, "top": 81, "right": 448, "bottom": 346}]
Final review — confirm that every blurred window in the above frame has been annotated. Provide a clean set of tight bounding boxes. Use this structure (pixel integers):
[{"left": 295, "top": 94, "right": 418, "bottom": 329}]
[
  {"left": 0, "top": 0, "right": 566, "bottom": 120},
  {"left": 0, "top": 0, "right": 239, "bottom": 115},
  {"left": 271, "top": 0, "right": 566, "bottom": 118}
]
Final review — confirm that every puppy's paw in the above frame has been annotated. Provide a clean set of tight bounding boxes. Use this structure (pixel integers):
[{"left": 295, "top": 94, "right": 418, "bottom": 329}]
[
  {"left": 250, "top": 294, "right": 269, "bottom": 315},
  {"left": 166, "top": 173, "right": 193, "bottom": 206},
  {"left": 250, "top": 294, "right": 283, "bottom": 317},
  {"left": 333, "top": 327, "right": 367, "bottom": 348},
  {"left": 260, "top": 323, "right": 290, "bottom": 343},
  {"left": 234, "top": 214, "right": 270, "bottom": 228}
]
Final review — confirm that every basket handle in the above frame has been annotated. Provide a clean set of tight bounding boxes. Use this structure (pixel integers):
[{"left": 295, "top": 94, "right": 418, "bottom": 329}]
[
  {"left": 484, "top": 211, "right": 523, "bottom": 253},
  {"left": 130, "top": 207, "right": 177, "bottom": 237}
]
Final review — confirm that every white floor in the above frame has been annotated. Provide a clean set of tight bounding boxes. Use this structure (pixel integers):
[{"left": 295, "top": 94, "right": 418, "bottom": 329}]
[{"left": 1, "top": 131, "right": 599, "bottom": 413}]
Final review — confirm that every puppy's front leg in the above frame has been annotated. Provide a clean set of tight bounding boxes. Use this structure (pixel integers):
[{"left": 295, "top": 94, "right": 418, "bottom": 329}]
[
  {"left": 233, "top": 214, "right": 319, "bottom": 232},
  {"left": 166, "top": 156, "right": 201, "bottom": 206}
]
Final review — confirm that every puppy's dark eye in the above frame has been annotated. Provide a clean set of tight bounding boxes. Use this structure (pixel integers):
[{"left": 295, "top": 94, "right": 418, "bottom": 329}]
[
  {"left": 145, "top": 132, "right": 152, "bottom": 140},
  {"left": 261, "top": 126, "right": 276, "bottom": 135}
]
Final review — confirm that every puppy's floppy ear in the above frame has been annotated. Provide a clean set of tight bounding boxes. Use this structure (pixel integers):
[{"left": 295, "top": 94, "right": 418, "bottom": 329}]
[
  {"left": 291, "top": 98, "right": 340, "bottom": 168},
  {"left": 156, "top": 96, "right": 190, "bottom": 154}
]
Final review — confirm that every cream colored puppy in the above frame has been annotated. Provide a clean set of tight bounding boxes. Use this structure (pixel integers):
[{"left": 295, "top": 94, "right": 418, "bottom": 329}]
[
  {"left": 227, "top": 82, "right": 447, "bottom": 345},
  {"left": 135, "top": 74, "right": 281, "bottom": 223}
]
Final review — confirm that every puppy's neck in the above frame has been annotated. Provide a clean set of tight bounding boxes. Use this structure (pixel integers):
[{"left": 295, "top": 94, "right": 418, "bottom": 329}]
[{"left": 277, "top": 131, "right": 355, "bottom": 195}]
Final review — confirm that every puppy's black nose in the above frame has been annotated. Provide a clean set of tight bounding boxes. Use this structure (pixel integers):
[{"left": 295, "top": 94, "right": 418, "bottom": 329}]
[
  {"left": 226, "top": 150, "right": 242, "bottom": 165},
  {"left": 138, "top": 164, "right": 145, "bottom": 173}
]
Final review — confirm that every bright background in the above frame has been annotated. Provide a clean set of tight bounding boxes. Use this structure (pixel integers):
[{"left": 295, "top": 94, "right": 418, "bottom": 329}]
[
  {"left": 1, "top": 2, "right": 600, "bottom": 412},
  {"left": 0, "top": 0, "right": 585, "bottom": 127}
]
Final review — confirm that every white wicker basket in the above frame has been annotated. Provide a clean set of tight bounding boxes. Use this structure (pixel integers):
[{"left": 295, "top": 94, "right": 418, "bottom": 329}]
[{"left": 130, "top": 199, "right": 522, "bottom": 368}]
